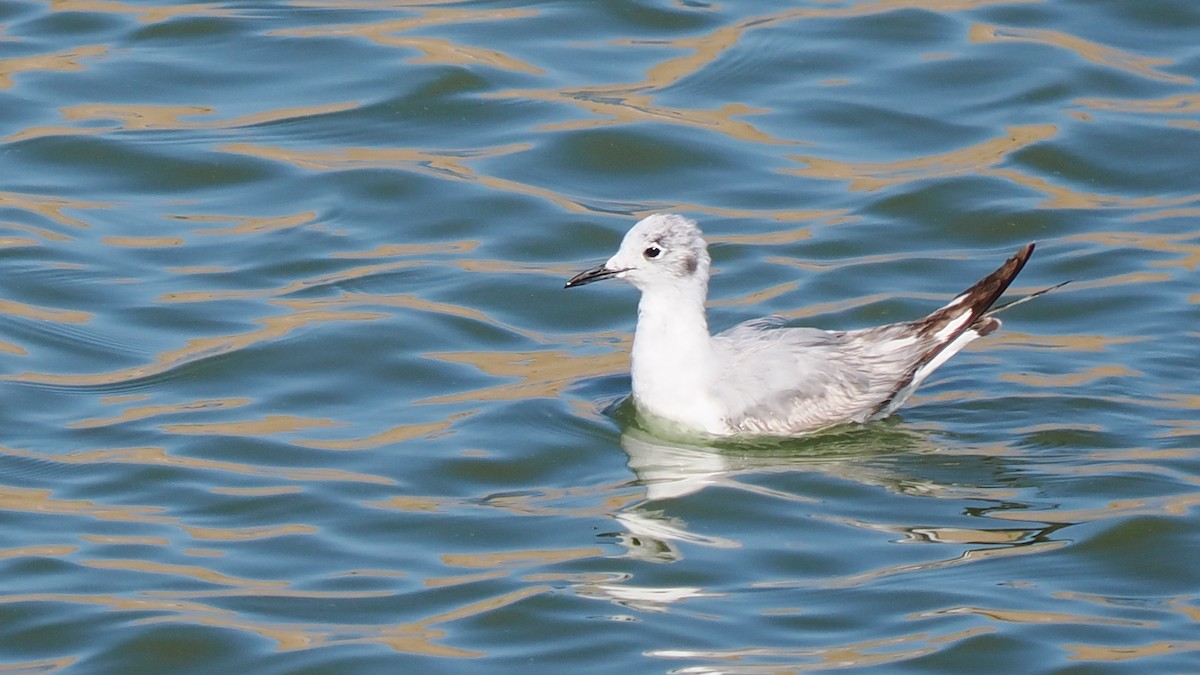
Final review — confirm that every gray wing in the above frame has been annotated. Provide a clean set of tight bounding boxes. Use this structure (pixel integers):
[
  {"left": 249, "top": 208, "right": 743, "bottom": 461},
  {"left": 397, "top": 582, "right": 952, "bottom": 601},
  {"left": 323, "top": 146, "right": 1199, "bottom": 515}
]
[
  {"left": 710, "top": 243, "right": 1038, "bottom": 435},
  {"left": 712, "top": 321, "right": 931, "bottom": 434}
]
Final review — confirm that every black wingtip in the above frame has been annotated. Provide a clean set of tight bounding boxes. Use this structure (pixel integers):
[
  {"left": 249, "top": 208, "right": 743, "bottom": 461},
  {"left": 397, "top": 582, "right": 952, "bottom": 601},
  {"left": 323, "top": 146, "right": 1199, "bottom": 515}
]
[
  {"left": 1010, "top": 242, "right": 1035, "bottom": 275},
  {"left": 872, "top": 243, "right": 1043, "bottom": 419},
  {"left": 914, "top": 242, "right": 1037, "bottom": 339}
]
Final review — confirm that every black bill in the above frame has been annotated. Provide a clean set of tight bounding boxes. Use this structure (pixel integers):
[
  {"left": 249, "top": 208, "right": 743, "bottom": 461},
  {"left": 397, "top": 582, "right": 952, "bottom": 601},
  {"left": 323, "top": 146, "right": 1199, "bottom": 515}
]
[{"left": 565, "top": 264, "right": 626, "bottom": 288}]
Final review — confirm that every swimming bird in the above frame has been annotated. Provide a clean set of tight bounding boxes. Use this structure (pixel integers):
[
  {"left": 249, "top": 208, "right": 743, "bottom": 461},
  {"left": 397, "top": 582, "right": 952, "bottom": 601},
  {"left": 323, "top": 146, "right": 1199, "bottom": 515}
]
[{"left": 566, "top": 213, "right": 1056, "bottom": 437}]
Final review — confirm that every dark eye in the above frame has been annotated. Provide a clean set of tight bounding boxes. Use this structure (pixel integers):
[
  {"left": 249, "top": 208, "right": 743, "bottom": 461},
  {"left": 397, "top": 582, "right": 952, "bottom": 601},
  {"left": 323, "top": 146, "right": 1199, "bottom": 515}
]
[{"left": 643, "top": 245, "right": 662, "bottom": 259}]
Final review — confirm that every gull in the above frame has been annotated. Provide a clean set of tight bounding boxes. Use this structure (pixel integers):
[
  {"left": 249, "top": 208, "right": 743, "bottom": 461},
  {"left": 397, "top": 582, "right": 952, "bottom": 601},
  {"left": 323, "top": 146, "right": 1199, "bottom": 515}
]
[{"left": 566, "top": 213, "right": 1060, "bottom": 438}]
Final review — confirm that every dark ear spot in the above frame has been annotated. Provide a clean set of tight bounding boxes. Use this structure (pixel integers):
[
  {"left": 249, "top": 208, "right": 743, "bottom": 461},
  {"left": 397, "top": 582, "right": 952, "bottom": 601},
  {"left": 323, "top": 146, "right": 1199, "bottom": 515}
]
[{"left": 683, "top": 254, "right": 698, "bottom": 275}]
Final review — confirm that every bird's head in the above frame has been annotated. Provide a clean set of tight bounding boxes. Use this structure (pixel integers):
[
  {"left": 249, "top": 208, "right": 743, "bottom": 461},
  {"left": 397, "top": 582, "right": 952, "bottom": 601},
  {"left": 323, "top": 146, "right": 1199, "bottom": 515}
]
[{"left": 566, "top": 213, "right": 711, "bottom": 292}]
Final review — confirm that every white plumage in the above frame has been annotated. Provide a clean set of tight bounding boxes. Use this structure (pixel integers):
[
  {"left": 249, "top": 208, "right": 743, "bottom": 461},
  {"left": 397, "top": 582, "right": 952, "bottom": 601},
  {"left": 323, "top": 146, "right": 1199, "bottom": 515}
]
[{"left": 567, "top": 213, "right": 1047, "bottom": 437}]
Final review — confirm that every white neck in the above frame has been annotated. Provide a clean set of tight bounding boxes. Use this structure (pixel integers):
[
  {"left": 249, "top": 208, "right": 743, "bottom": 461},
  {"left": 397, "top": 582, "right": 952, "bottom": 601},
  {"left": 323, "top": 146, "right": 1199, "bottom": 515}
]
[{"left": 630, "top": 281, "right": 724, "bottom": 434}]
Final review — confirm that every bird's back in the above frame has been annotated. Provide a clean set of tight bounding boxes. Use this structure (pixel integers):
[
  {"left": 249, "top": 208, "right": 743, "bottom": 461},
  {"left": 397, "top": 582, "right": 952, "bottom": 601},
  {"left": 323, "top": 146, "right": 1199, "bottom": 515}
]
[{"left": 711, "top": 320, "right": 935, "bottom": 435}]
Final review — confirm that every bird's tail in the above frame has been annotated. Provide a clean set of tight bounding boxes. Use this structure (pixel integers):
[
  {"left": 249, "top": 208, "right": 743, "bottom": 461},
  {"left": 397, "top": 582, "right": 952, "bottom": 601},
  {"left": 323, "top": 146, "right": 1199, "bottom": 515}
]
[
  {"left": 983, "top": 280, "right": 1071, "bottom": 318},
  {"left": 915, "top": 242, "right": 1036, "bottom": 340},
  {"left": 871, "top": 244, "right": 1067, "bottom": 420}
]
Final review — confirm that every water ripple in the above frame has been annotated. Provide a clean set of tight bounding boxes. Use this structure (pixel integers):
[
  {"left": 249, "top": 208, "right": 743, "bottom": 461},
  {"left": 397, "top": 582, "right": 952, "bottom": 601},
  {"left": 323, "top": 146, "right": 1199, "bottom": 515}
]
[{"left": 2, "top": 0, "right": 1198, "bottom": 671}]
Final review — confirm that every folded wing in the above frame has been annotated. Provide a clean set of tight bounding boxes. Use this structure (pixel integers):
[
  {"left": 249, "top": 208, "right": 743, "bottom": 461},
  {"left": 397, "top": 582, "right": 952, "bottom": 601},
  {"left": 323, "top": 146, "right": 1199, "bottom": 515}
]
[{"left": 712, "top": 244, "right": 1037, "bottom": 435}]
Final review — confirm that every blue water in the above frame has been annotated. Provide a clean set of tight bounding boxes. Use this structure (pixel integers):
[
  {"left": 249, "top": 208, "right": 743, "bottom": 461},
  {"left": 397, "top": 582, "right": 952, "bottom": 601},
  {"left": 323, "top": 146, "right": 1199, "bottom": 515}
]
[{"left": 1, "top": 0, "right": 1198, "bottom": 672}]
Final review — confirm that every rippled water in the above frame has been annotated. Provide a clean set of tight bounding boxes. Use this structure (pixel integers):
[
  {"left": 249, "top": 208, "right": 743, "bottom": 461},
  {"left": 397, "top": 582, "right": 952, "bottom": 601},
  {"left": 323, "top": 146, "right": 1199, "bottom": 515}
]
[{"left": 1, "top": 0, "right": 1198, "bottom": 672}]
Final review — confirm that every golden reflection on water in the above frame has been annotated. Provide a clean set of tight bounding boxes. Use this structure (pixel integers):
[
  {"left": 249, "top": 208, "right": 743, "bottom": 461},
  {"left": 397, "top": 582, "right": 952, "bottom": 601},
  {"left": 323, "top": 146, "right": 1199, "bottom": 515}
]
[
  {"left": 0, "top": 544, "right": 77, "bottom": 558},
  {"left": 0, "top": 483, "right": 170, "bottom": 523},
  {"left": 180, "top": 521, "right": 316, "bottom": 540},
  {"left": 369, "top": 479, "right": 642, "bottom": 520},
  {"left": 505, "top": 83, "right": 781, "bottom": 145},
  {"left": 69, "top": 397, "right": 253, "bottom": 429},
  {"left": 986, "top": 331, "right": 1145, "bottom": 354},
  {"left": 1000, "top": 364, "right": 1140, "bottom": 388},
  {"left": 0, "top": 191, "right": 108, "bottom": 232},
  {"left": 269, "top": 7, "right": 539, "bottom": 70},
  {"left": 1053, "top": 594, "right": 1200, "bottom": 662},
  {"left": 1062, "top": 231, "right": 1200, "bottom": 272},
  {"left": 220, "top": 141, "right": 619, "bottom": 216},
  {"left": 989, "top": 169, "right": 1196, "bottom": 211},
  {"left": 419, "top": 348, "right": 626, "bottom": 405},
  {"left": 493, "top": 0, "right": 1032, "bottom": 146},
  {"left": 0, "top": 298, "right": 91, "bottom": 324},
  {"left": 0, "top": 44, "right": 107, "bottom": 90},
  {"left": 160, "top": 414, "right": 342, "bottom": 436},
  {"left": 294, "top": 418, "right": 459, "bottom": 451},
  {"left": 159, "top": 265, "right": 428, "bottom": 303},
  {"left": 81, "top": 534, "right": 170, "bottom": 546},
  {"left": 138, "top": 584, "right": 551, "bottom": 657},
  {"left": 916, "top": 605, "right": 1154, "bottom": 627},
  {"left": 333, "top": 240, "right": 478, "bottom": 259},
  {"left": 3, "top": 309, "right": 386, "bottom": 387},
  {"left": 370, "top": 495, "right": 446, "bottom": 513},
  {"left": 180, "top": 210, "right": 320, "bottom": 236},
  {"left": 1132, "top": 207, "right": 1200, "bottom": 224},
  {"left": 281, "top": 31, "right": 542, "bottom": 75},
  {"left": 49, "top": 0, "right": 230, "bottom": 23},
  {"left": 494, "top": 14, "right": 787, "bottom": 144},
  {"left": 84, "top": 558, "right": 290, "bottom": 589},
  {"left": 7, "top": 102, "right": 362, "bottom": 143},
  {"left": 970, "top": 24, "right": 1192, "bottom": 85},
  {"left": 0, "top": 445, "right": 393, "bottom": 486},
  {"left": 709, "top": 277, "right": 803, "bottom": 311},
  {"left": 100, "top": 235, "right": 185, "bottom": 248},
  {"left": 0, "top": 234, "right": 40, "bottom": 249},
  {"left": 424, "top": 570, "right": 509, "bottom": 589},
  {"left": 441, "top": 547, "right": 605, "bottom": 569},
  {"left": 210, "top": 485, "right": 302, "bottom": 496},
  {"left": 789, "top": 118, "right": 1198, "bottom": 212},
  {"left": 1078, "top": 93, "right": 1200, "bottom": 115},
  {"left": 1068, "top": 640, "right": 1200, "bottom": 663},
  {"left": 0, "top": 656, "right": 76, "bottom": 673},
  {"left": 989, "top": 493, "right": 1200, "bottom": 525},
  {"left": 0, "top": 586, "right": 498, "bottom": 657},
  {"left": 789, "top": 124, "right": 1056, "bottom": 191},
  {"left": 0, "top": 591, "right": 229, "bottom": 616},
  {"left": 274, "top": 293, "right": 529, "bottom": 340}
]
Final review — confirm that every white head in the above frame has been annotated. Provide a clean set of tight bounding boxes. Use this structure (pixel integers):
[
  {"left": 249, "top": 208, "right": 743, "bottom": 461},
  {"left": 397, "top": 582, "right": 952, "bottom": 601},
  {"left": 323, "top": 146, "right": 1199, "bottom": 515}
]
[{"left": 565, "top": 213, "right": 711, "bottom": 292}]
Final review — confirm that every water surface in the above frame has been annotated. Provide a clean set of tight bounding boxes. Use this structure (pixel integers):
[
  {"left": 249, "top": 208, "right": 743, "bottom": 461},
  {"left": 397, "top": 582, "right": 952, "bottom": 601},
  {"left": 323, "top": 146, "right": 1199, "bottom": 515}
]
[{"left": 1, "top": 0, "right": 1198, "bottom": 672}]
